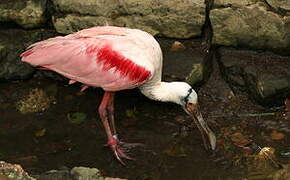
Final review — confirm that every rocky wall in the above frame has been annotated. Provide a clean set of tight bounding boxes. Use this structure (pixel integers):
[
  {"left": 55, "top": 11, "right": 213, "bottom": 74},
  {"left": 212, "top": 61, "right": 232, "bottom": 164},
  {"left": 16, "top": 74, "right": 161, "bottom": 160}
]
[
  {"left": 0, "top": 0, "right": 289, "bottom": 106},
  {"left": 1, "top": 0, "right": 289, "bottom": 53},
  {"left": 51, "top": 0, "right": 206, "bottom": 38},
  {"left": 210, "top": 0, "right": 290, "bottom": 54}
]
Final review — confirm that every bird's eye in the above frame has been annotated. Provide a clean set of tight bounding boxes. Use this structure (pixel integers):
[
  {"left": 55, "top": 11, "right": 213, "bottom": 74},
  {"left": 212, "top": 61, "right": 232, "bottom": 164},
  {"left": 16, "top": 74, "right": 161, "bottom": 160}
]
[{"left": 183, "top": 88, "right": 193, "bottom": 104}]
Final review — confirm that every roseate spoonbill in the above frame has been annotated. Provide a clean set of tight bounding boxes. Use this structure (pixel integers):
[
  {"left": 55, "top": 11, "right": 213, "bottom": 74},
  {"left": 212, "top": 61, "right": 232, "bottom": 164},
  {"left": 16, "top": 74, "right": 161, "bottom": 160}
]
[{"left": 21, "top": 26, "right": 216, "bottom": 164}]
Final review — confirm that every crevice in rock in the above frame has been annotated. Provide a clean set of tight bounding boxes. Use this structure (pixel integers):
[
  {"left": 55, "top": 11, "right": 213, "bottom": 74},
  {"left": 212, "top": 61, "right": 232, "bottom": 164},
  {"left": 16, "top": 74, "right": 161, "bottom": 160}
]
[
  {"left": 0, "top": 21, "right": 23, "bottom": 29},
  {"left": 215, "top": 47, "right": 290, "bottom": 107},
  {"left": 202, "top": 0, "right": 213, "bottom": 47},
  {"left": 45, "top": 0, "right": 57, "bottom": 28},
  {"left": 195, "top": 0, "right": 215, "bottom": 88}
]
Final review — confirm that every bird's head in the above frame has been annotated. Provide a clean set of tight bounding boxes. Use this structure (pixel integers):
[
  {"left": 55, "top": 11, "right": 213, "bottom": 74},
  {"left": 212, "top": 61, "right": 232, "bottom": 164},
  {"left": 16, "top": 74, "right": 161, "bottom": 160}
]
[
  {"left": 173, "top": 82, "right": 216, "bottom": 150},
  {"left": 140, "top": 81, "right": 216, "bottom": 150}
]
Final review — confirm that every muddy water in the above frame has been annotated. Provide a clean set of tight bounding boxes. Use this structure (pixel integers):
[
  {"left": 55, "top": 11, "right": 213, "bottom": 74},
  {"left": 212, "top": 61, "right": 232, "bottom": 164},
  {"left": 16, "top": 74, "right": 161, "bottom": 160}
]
[
  {"left": 0, "top": 51, "right": 290, "bottom": 179},
  {"left": 0, "top": 79, "right": 227, "bottom": 179}
]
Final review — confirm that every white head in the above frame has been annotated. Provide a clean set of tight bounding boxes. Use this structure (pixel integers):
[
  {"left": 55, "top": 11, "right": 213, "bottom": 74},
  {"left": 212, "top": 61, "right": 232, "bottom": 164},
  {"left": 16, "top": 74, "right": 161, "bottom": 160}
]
[
  {"left": 140, "top": 82, "right": 196, "bottom": 105},
  {"left": 169, "top": 82, "right": 198, "bottom": 107},
  {"left": 140, "top": 81, "right": 216, "bottom": 150}
]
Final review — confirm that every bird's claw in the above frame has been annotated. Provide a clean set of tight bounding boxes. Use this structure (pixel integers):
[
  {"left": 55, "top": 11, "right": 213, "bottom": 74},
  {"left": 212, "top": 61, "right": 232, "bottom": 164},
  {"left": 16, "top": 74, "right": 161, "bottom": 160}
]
[{"left": 105, "top": 137, "right": 135, "bottom": 165}]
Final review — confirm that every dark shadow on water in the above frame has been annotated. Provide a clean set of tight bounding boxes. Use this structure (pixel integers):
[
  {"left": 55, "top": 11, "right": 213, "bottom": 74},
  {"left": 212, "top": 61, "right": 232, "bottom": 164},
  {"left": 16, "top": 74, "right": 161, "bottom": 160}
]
[{"left": 0, "top": 79, "right": 236, "bottom": 180}]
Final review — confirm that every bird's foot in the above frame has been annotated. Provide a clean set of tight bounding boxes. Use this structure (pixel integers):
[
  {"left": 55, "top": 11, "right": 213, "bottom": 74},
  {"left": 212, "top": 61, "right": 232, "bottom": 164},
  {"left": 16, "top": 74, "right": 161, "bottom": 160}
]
[{"left": 105, "top": 136, "right": 135, "bottom": 165}]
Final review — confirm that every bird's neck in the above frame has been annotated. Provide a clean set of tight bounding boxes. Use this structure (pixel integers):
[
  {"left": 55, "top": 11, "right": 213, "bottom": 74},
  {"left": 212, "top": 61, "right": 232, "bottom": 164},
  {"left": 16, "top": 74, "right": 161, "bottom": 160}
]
[{"left": 139, "top": 82, "right": 182, "bottom": 105}]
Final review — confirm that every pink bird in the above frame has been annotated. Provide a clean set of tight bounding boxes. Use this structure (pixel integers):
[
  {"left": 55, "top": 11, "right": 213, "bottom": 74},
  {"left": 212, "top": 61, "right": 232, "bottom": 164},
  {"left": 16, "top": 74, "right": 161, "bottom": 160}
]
[{"left": 21, "top": 26, "right": 216, "bottom": 164}]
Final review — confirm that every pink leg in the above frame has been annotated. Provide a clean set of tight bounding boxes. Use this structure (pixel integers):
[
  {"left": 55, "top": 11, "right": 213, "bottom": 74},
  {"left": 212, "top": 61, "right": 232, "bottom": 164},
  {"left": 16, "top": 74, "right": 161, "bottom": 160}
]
[
  {"left": 98, "top": 91, "right": 132, "bottom": 165},
  {"left": 107, "top": 94, "right": 117, "bottom": 135}
]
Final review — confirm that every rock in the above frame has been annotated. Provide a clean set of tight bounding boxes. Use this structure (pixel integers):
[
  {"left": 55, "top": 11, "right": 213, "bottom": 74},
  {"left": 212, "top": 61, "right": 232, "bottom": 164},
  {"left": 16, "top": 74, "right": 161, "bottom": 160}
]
[
  {"left": 213, "top": 0, "right": 256, "bottom": 7},
  {"left": 266, "top": 0, "right": 290, "bottom": 12},
  {"left": 0, "top": 161, "right": 35, "bottom": 180},
  {"left": 217, "top": 47, "right": 290, "bottom": 106},
  {"left": 0, "top": 0, "right": 47, "bottom": 28},
  {"left": 0, "top": 162, "right": 127, "bottom": 180},
  {"left": 52, "top": 14, "right": 110, "bottom": 35},
  {"left": 71, "top": 167, "right": 99, "bottom": 180},
  {"left": 159, "top": 39, "right": 213, "bottom": 86},
  {"left": 36, "top": 169, "right": 71, "bottom": 180},
  {"left": 210, "top": 1, "right": 290, "bottom": 55},
  {"left": 71, "top": 167, "right": 126, "bottom": 180},
  {"left": 37, "top": 167, "right": 127, "bottom": 180},
  {"left": 52, "top": 0, "right": 206, "bottom": 38},
  {"left": 0, "top": 29, "right": 57, "bottom": 81}
]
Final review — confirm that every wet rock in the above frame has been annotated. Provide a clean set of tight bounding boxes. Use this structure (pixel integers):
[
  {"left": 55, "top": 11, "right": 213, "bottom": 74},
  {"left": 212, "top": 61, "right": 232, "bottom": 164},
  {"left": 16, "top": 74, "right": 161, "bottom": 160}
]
[
  {"left": 52, "top": 0, "right": 206, "bottom": 38},
  {"left": 160, "top": 39, "right": 213, "bottom": 86},
  {"left": 0, "top": 0, "right": 47, "bottom": 28},
  {"left": 0, "top": 162, "right": 127, "bottom": 180},
  {"left": 0, "top": 29, "right": 57, "bottom": 81},
  {"left": 71, "top": 167, "right": 126, "bottom": 180},
  {"left": 36, "top": 169, "right": 71, "bottom": 180},
  {"left": 67, "top": 112, "right": 87, "bottom": 124},
  {"left": 210, "top": 1, "right": 290, "bottom": 55},
  {"left": 71, "top": 167, "right": 100, "bottom": 180},
  {"left": 0, "top": 161, "right": 35, "bottom": 180},
  {"left": 35, "top": 167, "right": 126, "bottom": 180},
  {"left": 217, "top": 47, "right": 290, "bottom": 106}
]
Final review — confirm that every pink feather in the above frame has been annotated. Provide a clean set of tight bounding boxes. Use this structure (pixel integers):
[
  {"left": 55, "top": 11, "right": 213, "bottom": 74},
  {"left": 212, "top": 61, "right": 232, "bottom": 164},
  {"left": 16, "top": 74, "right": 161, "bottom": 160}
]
[{"left": 21, "top": 26, "right": 153, "bottom": 91}]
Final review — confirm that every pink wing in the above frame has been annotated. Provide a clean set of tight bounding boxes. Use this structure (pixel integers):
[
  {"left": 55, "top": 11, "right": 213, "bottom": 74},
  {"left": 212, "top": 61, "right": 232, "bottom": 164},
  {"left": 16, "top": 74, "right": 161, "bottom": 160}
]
[{"left": 21, "top": 26, "right": 153, "bottom": 91}]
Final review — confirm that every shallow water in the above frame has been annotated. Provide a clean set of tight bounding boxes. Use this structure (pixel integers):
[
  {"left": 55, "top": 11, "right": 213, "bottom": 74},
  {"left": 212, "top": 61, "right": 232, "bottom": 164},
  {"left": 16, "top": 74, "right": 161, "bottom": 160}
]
[
  {"left": 1, "top": 40, "right": 290, "bottom": 180},
  {"left": 0, "top": 79, "right": 227, "bottom": 179}
]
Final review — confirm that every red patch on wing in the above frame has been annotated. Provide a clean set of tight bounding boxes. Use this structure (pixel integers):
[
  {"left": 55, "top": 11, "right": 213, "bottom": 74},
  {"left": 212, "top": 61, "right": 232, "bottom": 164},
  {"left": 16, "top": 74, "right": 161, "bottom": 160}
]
[
  {"left": 20, "top": 49, "right": 34, "bottom": 57},
  {"left": 96, "top": 45, "right": 151, "bottom": 83}
]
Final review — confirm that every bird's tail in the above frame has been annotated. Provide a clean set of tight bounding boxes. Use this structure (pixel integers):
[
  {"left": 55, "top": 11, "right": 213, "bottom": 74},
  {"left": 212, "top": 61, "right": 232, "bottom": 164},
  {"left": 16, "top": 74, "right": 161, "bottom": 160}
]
[{"left": 20, "top": 36, "right": 75, "bottom": 67}]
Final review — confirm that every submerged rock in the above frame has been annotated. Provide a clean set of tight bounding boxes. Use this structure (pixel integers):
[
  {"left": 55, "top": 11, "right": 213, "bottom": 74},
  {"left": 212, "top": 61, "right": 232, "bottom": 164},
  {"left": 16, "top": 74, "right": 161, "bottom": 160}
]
[
  {"left": 0, "top": 161, "right": 35, "bottom": 180},
  {"left": 67, "top": 112, "right": 87, "bottom": 124},
  {"left": 71, "top": 167, "right": 126, "bottom": 180},
  {"left": 217, "top": 47, "right": 290, "bottom": 106},
  {"left": 0, "top": 0, "right": 47, "bottom": 28},
  {"left": 52, "top": 0, "right": 206, "bottom": 38},
  {"left": 36, "top": 169, "right": 72, "bottom": 180}
]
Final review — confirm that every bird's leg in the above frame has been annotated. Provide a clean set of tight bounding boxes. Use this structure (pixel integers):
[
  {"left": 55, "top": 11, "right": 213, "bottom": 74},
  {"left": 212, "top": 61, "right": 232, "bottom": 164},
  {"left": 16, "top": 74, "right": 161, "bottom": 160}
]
[
  {"left": 98, "top": 91, "right": 133, "bottom": 165},
  {"left": 107, "top": 95, "right": 117, "bottom": 136},
  {"left": 107, "top": 99, "right": 144, "bottom": 150}
]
